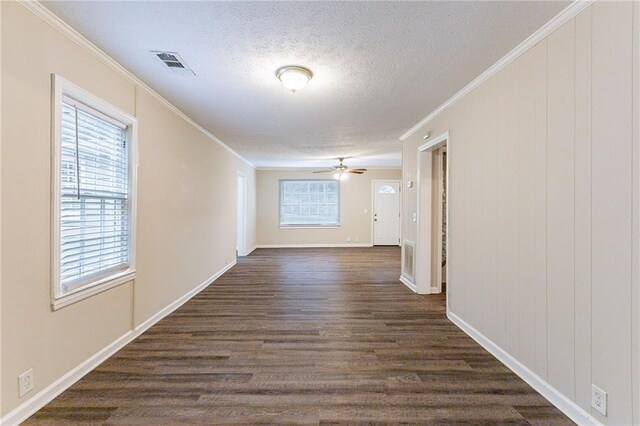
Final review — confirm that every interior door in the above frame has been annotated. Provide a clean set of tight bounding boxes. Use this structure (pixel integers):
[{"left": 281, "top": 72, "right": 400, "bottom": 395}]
[{"left": 373, "top": 181, "right": 400, "bottom": 245}]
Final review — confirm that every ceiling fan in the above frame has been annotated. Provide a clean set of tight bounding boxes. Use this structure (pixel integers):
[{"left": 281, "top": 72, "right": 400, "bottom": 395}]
[{"left": 313, "top": 158, "right": 367, "bottom": 180}]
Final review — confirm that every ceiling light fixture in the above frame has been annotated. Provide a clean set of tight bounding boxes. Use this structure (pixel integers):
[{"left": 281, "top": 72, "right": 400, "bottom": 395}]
[
  {"left": 334, "top": 171, "right": 348, "bottom": 181},
  {"left": 275, "top": 65, "right": 313, "bottom": 93}
]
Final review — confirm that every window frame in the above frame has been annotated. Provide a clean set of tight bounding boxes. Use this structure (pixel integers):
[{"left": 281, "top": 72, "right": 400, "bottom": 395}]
[
  {"left": 51, "top": 74, "right": 138, "bottom": 311},
  {"left": 278, "top": 179, "right": 341, "bottom": 228}
]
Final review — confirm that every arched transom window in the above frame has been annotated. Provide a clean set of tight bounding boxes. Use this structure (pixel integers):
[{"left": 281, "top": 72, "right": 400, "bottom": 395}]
[{"left": 378, "top": 185, "right": 396, "bottom": 194}]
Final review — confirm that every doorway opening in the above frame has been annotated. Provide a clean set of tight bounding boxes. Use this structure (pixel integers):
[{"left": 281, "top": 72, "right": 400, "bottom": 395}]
[
  {"left": 436, "top": 148, "right": 447, "bottom": 293},
  {"left": 236, "top": 172, "right": 246, "bottom": 257},
  {"left": 372, "top": 180, "right": 401, "bottom": 246},
  {"left": 415, "top": 131, "right": 449, "bottom": 297}
]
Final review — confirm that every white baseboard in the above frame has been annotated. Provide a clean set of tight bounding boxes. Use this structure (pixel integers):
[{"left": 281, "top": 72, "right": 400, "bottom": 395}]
[
  {"left": 399, "top": 275, "right": 417, "bottom": 293},
  {"left": 0, "top": 331, "right": 133, "bottom": 426},
  {"left": 255, "top": 243, "right": 373, "bottom": 248},
  {"left": 244, "top": 245, "right": 257, "bottom": 256},
  {"left": 447, "top": 311, "right": 602, "bottom": 426},
  {"left": 134, "top": 261, "right": 236, "bottom": 335},
  {"left": 0, "top": 261, "right": 236, "bottom": 426}
]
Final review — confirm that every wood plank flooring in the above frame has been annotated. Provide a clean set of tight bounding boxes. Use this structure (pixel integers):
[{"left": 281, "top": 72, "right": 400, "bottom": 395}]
[{"left": 25, "top": 247, "right": 572, "bottom": 425}]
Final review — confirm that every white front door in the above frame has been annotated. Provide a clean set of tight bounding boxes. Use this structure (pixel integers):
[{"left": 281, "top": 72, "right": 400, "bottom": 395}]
[{"left": 373, "top": 181, "right": 400, "bottom": 246}]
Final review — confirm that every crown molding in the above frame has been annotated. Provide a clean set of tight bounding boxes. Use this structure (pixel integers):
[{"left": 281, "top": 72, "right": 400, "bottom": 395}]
[
  {"left": 256, "top": 166, "right": 402, "bottom": 171},
  {"left": 17, "top": 0, "right": 255, "bottom": 169},
  {"left": 399, "top": 0, "right": 594, "bottom": 142}
]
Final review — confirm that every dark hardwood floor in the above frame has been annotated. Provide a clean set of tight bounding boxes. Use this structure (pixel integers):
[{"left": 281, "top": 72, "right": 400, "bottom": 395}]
[{"left": 25, "top": 247, "right": 572, "bottom": 425}]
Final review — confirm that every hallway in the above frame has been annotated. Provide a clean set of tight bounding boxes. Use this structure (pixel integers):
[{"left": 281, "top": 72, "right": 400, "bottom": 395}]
[{"left": 26, "top": 247, "right": 571, "bottom": 425}]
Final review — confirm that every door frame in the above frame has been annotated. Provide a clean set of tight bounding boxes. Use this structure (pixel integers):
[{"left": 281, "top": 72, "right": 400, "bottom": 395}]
[
  {"left": 415, "top": 131, "right": 449, "bottom": 300},
  {"left": 432, "top": 146, "right": 447, "bottom": 294},
  {"left": 371, "top": 179, "right": 402, "bottom": 246},
  {"left": 236, "top": 171, "right": 247, "bottom": 256}
]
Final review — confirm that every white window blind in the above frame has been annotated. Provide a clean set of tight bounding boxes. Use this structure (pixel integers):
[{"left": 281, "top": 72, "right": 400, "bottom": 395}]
[
  {"left": 59, "top": 96, "right": 130, "bottom": 293},
  {"left": 279, "top": 180, "right": 339, "bottom": 226}
]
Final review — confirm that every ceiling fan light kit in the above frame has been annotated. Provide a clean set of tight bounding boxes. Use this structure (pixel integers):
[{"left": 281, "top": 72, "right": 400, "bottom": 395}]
[
  {"left": 275, "top": 65, "right": 313, "bottom": 93},
  {"left": 313, "top": 158, "right": 368, "bottom": 180}
]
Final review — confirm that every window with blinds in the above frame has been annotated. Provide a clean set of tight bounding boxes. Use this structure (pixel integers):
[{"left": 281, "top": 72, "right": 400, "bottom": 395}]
[
  {"left": 57, "top": 95, "right": 131, "bottom": 295},
  {"left": 279, "top": 180, "right": 340, "bottom": 226}
]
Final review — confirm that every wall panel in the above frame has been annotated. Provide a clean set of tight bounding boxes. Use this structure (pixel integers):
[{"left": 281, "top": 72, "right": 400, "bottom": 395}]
[
  {"left": 531, "top": 40, "right": 548, "bottom": 381},
  {"left": 546, "top": 18, "right": 576, "bottom": 399},
  {"left": 495, "top": 67, "right": 511, "bottom": 351},
  {"left": 401, "top": 3, "right": 638, "bottom": 423},
  {"left": 516, "top": 47, "right": 537, "bottom": 372},
  {"left": 573, "top": 6, "right": 592, "bottom": 413},
  {"left": 633, "top": 2, "right": 640, "bottom": 423},
  {"left": 480, "top": 77, "right": 499, "bottom": 342},
  {"left": 464, "top": 89, "right": 484, "bottom": 328},
  {"left": 591, "top": 2, "right": 634, "bottom": 424}
]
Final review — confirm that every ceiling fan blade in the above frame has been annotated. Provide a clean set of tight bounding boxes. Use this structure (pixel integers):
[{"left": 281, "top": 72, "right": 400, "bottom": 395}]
[
  {"left": 313, "top": 170, "right": 334, "bottom": 173},
  {"left": 347, "top": 170, "right": 365, "bottom": 174},
  {"left": 349, "top": 168, "right": 368, "bottom": 172}
]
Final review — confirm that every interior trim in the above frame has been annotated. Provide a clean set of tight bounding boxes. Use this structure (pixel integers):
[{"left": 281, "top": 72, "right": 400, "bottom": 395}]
[
  {"left": 447, "top": 311, "right": 602, "bottom": 426},
  {"left": 399, "top": 275, "right": 417, "bottom": 293},
  {"left": 133, "top": 261, "right": 236, "bottom": 335},
  {"left": 17, "top": 0, "right": 255, "bottom": 169},
  {"left": 0, "top": 261, "right": 236, "bottom": 426},
  {"left": 256, "top": 166, "right": 403, "bottom": 171},
  {"left": 51, "top": 271, "right": 136, "bottom": 311},
  {"left": 399, "top": 0, "right": 595, "bottom": 141},
  {"left": 255, "top": 243, "right": 372, "bottom": 248}
]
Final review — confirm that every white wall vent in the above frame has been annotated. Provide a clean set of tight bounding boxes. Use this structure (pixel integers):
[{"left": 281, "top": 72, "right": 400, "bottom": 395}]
[
  {"left": 402, "top": 240, "right": 415, "bottom": 281},
  {"left": 150, "top": 51, "right": 195, "bottom": 76}
]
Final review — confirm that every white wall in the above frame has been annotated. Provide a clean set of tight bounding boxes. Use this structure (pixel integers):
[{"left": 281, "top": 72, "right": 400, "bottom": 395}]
[
  {"left": 402, "top": 2, "right": 638, "bottom": 424},
  {"left": 257, "top": 168, "right": 401, "bottom": 246},
  {"left": 0, "top": 2, "right": 256, "bottom": 418}
]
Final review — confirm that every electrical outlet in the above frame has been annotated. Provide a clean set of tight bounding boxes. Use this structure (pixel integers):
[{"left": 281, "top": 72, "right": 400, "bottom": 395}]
[
  {"left": 591, "top": 384, "right": 607, "bottom": 416},
  {"left": 19, "top": 369, "right": 34, "bottom": 397},
  {"left": 347, "top": 236, "right": 351, "bottom": 242}
]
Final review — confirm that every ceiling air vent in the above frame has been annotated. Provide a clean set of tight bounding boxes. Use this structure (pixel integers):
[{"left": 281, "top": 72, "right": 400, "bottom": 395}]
[{"left": 150, "top": 51, "right": 195, "bottom": 76}]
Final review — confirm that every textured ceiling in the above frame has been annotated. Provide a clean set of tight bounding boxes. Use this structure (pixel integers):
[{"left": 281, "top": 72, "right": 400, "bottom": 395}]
[{"left": 43, "top": 1, "right": 569, "bottom": 168}]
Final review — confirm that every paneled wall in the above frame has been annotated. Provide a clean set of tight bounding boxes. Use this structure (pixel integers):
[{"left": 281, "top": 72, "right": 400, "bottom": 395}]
[
  {"left": 402, "top": 2, "right": 638, "bottom": 424},
  {"left": 1, "top": 2, "right": 256, "bottom": 417}
]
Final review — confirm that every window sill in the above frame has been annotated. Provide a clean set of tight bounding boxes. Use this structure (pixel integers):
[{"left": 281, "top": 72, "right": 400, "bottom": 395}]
[
  {"left": 279, "top": 225, "right": 341, "bottom": 229},
  {"left": 51, "top": 270, "right": 136, "bottom": 311}
]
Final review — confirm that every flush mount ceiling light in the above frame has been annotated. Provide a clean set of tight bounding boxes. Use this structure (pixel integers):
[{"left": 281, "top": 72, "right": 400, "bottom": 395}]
[{"left": 275, "top": 65, "right": 313, "bottom": 93}]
